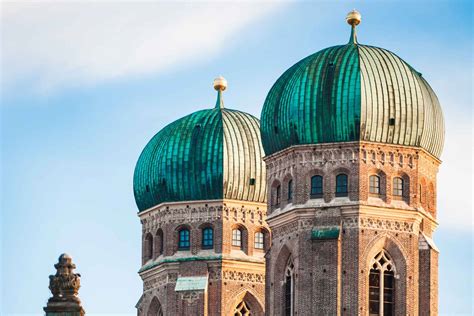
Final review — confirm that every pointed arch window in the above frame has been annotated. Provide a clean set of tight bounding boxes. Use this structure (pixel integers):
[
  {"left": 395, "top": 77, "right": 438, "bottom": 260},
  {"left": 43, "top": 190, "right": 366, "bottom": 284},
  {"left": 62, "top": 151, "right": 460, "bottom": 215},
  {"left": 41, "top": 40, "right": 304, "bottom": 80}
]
[
  {"left": 369, "top": 250, "right": 396, "bottom": 316},
  {"left": 336, "top": 174, "right": 348, "bottom": 197},
  {"left": 234, "top": 301, "right": 251, "bottom": 316},
  {"left": 147, "top": 297, "right": 163, "bottom": 316},
  {"left": 284, "top": 259, "right": 295, "bottom": 316},
  {"left": 310, "top": 175, "right": 323, "bottom": 198}
]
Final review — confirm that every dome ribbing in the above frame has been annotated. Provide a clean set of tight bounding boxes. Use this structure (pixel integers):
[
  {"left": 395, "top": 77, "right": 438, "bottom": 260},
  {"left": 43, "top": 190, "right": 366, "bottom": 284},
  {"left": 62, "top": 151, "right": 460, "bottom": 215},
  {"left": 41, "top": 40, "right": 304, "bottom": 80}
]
[
  {"left": 260, "top": 27, "right": 444, "bottom": 158},
  {"left": 134, "top": 86, "right": 266, "bottom": 211}
]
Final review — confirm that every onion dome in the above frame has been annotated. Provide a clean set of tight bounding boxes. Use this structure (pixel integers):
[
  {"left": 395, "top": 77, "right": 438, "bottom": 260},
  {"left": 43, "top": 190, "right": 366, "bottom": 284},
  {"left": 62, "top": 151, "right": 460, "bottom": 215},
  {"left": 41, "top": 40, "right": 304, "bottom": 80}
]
[
  {"left": 133, "top": 77, "right": 266, "bottom": 211},
  {"left": 260, "top": 10, "right": 444, "bottom": 158}
]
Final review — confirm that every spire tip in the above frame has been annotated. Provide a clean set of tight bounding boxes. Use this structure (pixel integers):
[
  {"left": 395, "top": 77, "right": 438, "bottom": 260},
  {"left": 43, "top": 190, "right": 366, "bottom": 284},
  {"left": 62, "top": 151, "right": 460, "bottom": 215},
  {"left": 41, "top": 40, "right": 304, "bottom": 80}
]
[
  {"left": 346, "top": 10, "right": 361, "bottom": 44},
  {"left": 213, "top": 76, "right": 227, "bottom": 109}
]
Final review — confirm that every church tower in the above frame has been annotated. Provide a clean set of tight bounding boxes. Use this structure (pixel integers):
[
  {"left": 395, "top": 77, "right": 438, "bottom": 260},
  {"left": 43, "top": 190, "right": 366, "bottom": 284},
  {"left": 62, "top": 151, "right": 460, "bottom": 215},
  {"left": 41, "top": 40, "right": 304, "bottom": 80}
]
[
  {"left": 134, "top": 77, "right": 268, "bottom": 315},
  {"left": 261, "top": 11, "right": 444, "bottom": 315}
]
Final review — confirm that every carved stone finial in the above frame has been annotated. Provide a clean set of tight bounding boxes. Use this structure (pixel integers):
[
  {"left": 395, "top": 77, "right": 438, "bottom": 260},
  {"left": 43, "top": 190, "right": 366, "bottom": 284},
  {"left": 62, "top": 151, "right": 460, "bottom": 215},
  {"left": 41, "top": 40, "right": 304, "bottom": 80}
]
[{"left": 44, "top": 253, "right": 85, "bottom": 316}]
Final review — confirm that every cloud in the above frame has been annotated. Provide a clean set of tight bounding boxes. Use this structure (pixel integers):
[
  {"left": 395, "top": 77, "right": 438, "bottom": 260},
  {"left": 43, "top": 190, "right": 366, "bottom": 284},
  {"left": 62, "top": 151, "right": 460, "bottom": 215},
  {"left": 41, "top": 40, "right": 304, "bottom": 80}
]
[
  {"left": 1, "top": 2, "right": 284, "bottom": 93},
  {"left": 437, "top": 115, "right": 472, "bottom": 232}
]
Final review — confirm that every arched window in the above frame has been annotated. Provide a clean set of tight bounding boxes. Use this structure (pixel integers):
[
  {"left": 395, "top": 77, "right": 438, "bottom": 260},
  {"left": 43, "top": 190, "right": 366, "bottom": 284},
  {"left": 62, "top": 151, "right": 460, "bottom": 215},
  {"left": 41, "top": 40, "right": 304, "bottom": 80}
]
[
  {"left": 144, "top": 233, "right": 153, "bottom": 262},
  {"left": 369, "top": 175, "right": 380, "bottom": 195},
  {"left": 287, "top": 180, "right": 293, "bottom": 201},
  {"left": 178, "top": 228, "right": 190, "bottom": 250},
  {"left": 202, "top": 227, "right": 213, "bottom": 249},
  {"left": 310, "top": 175, "right": 323, "bottom": 198},
  {"left": 369, "top": 250, "right": 395, "bottom": 316},
  {"left": 232, "top": 229, "right": 242, "bottom": 248},
  {"left": 156, "top": 229, "right": 164, "bottom": 257},
  {"left": 254, "top": 231, "right": 264, "bottom": 250},
  {"left": 234, "top": 301, "right": 250, "bottom": 316},
  {"left": 393, "top": 177, "right": 403, "bottom": 197},
  {"left": 336, "top": 174, "right": 348, "bottom": 197},
  {"left": 284, "top": 259, "right": 295, "bottom": 316},
  {"left": 274, "top": 185, "right": 281, "bottom": 206},
  {"left": 147, "top": 297, "right": 163, "bottom": 316}
]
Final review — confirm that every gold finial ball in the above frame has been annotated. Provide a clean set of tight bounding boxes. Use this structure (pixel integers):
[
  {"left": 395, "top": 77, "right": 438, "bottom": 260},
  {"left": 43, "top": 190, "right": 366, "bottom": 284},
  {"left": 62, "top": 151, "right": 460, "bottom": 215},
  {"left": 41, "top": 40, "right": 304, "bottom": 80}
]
[
  {"left": 213, "top": 76, "right": 227, "bottom": 92},
  {"left": 346, "top": 9, "right": 361, "bottom": 26}
]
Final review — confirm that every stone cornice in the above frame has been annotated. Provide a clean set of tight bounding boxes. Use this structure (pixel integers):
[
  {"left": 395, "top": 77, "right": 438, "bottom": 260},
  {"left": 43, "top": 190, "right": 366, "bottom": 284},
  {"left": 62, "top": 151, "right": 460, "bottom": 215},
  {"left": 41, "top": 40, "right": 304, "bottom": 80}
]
[
  {"left": 139, "top": 254, "right": 265, "bottom": 276},
  {"left": 138, "top": 199, "right": 266, "bottom": 219},
  {"left": 263, "top": 141, "right": 441, "bottom": 165}
]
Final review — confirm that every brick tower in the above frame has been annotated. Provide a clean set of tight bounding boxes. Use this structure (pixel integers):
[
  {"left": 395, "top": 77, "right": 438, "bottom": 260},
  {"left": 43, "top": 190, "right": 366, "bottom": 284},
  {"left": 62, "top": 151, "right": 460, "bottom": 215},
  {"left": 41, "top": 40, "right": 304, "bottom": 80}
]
[
  {"left": 260, "top": 11, "right": 444, "bottom": 315},
  {"left": 134, "top": 77, "right": 268, "bottom": 315}
]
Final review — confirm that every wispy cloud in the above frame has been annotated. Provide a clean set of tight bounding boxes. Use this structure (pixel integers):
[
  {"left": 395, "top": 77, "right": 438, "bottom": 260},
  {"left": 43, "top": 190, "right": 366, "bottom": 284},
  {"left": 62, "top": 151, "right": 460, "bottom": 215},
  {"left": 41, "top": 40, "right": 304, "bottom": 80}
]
[{"left": 1, "top": 2, "right": 284, "bottom": 93}]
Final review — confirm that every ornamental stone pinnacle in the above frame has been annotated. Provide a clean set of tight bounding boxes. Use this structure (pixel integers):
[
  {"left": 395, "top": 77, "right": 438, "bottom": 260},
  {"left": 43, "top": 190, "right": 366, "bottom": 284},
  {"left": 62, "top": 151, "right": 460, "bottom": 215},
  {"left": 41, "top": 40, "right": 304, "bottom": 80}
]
[{"left": 44, "top": 253, "right": 85, "bottom": 316}]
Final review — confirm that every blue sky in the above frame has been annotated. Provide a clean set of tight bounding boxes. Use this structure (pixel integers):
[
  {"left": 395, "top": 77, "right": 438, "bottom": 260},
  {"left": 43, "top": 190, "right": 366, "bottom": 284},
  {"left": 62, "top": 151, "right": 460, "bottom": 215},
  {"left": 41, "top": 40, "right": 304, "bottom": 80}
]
[{"left": 1, "top": 1, "right": 472, "bottom": 315}]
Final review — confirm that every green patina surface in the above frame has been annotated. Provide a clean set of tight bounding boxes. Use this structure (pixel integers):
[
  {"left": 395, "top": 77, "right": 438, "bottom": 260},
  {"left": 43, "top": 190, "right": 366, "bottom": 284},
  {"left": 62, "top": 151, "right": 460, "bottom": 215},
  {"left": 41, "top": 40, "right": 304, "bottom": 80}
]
[
  {"left": 134, "top": 108, "right": 223, "bottom": 211},
  {"left": 175, "top": 276, "right": 208, "bottom": 292},
  {"left": 139, "top": 253, "right": 265, "bottom": 273},
  {"left": 261, "top": 40, "right": 444, "bottom": 158},
  {"left": 139, "top": 254, "right": 223, "bottom": 273},
  {"left": 311, "top": 227, "right": 340, "bottom": 240},
  {"left": 134, "top": 97, "right": 266, "bottom": 211}
]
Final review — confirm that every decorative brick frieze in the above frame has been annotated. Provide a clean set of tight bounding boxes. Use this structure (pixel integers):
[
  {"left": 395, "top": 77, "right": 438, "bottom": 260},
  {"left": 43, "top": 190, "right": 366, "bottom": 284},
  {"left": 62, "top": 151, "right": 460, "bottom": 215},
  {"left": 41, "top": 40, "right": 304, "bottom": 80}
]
[
  {"left": 143, "top": 272, "right": 178, "bottom": 291},
  {"left": 140, "top": 201, "right": 266, "bottom": 234},
  {"left": 342, "top": 216, "right": 418, "bottom": 233},
  {"left": 222, "top": 270, "right": 265, "bottom": 283}
]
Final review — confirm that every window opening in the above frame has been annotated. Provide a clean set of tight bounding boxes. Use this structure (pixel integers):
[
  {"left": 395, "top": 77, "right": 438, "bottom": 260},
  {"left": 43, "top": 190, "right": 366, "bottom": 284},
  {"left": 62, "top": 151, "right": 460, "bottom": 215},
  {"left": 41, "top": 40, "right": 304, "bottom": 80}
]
[
  {"left": 202, "top": 227, "right": 213, "bottom": 249},
  {"left": 369, "top": 175, "right": 381, "bottom": 195},
  {"left": 392, "top": 178, "right": 403, "bottom": 197},
  {"left": 336, "top": 174, "right": 348, "bottom": 197},
  {"left": 232, "top": 229, "right": 242, "bottom": 248},
  {"left": 285, "top": 259, "right": 295, "bottom": 316},
  {"left": 369, "top": 250, "right": 396, "bottom": 316},
  {"left": 311, "top": 175, "right": 323, "bottom": 198},
  {"left": 254, "top": 232, "right": 264, "bottom": 249},
  {"left": 234, "top": 301, "right": 251, "bottom": 316},
  {"left": 178, "top": 229, "right": 190, "bottom": 250},
  {"left": 288, "top": 180, "right": 293, "bottom": 201}
]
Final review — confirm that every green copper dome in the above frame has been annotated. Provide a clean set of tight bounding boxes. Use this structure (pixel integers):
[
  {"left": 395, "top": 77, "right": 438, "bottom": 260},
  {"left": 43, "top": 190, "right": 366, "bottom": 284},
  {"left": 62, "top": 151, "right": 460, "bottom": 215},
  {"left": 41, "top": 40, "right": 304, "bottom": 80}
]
[
  {"left": 261, "top": 19, "right": 444, "bottom": 158},
  {"left": 134, "top": 82, "right": 266, "bottom": 212}
]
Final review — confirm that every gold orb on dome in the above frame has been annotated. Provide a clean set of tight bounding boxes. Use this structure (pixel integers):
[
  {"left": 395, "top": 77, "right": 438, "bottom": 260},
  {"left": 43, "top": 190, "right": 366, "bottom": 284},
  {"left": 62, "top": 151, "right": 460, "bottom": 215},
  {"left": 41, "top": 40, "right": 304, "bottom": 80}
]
[
  {"left": 213, "top": 76, "right": 227, "bottom": 91},
  {"left": 346, "top": 9, "right": 361, "bottom": 26}
]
